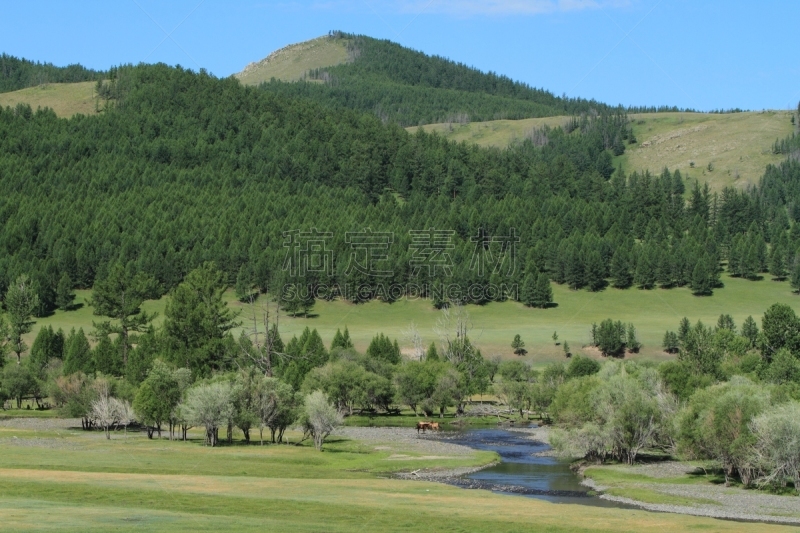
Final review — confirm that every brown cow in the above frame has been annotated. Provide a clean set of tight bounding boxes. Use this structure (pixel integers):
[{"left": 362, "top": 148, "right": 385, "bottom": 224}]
[
  {"left": 416, "top": 421, "right": 432, "bottom": 434},
  {"left": 429, "top": 422, "right": 440, "bottom": 431}
]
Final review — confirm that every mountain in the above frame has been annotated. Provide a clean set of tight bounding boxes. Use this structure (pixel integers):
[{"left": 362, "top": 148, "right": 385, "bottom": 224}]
[{"left": 240, "top": 32, "right": 619, "bottom": 126}]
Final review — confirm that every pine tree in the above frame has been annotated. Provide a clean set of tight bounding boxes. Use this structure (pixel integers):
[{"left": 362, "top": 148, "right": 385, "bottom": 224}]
[
  {"left": 585, "top": 251, "right": 605, "bottom": 292},
  {"left": 769, "top": 243, "right": 787, "bottom": 280},
  {"left": 755, "top": 235, "right": 768, "bottom": 272},
  {"left": 330, "top": 328, "right": 345, "bottom": 351},
  {"left": 678, "top": 317, "right": 691, "bottom": 345},
  {"left": 521, "top": 273, "right": 536, "bottom": 307},
  {"left": 690, "top": 258, "right": 712, "bottom": 295},
  {"left": 662, "top": 331, "right": 679, "bottom": 353},
  {"left": 791, "top": 261, "right": 800, "bottom": 293},
  {"left": 532, "top": 273, "right": 553, "bottom": 308},
  {"left": 63, "top": 328, "right": 92, "bottom": 375},
  {"left": 5, "top": 274, "right": 40, "bottom": 363},
  {"left": 565, "top": 246, "right": 584, "bottom": 290},
  {"left": 634, "top": 246, "right": 656, "bottom": 289},
  {"left": 610, "top": 249, "right": 632, "bottom": 288},
  {"left": 55, "top": 273, "right": 75, "bottom": 311},
  {"left": 91, "top": 263, "right": 157, "bottom": 368},
  {"left": 366, "top": 333, "right": 400, "bottom": 364},
  {"left": 235, "top": 264, "right": 253, "bottom": 301},
  {"left": 741, "top": 315, "right": 759, "bottom": 347},
  {"left": 716, "top": 314, "right": 735, "bottom": 333},
  {"left": 425, "top": 342, "right": 439, "bottom": 361},
  {"left": 727, "top": 236, "right": 742, "bottom": 276},
  {"left": 656, "top": 247, "right": 674, "bottom": 288},
  {"left": 341, "top": 326, "right": 353, "bottom": 349},
  {"left": 562, "top": 341, "right": 570, "bottom": 357},
  {"left": 92, "top": 334, "right": 122, "bottom": 375},
  {"left": 741, "top": 244, "right": 759, "bottom": 280},
  {"left": 511, "top": 334, "right": 527, "bottom": 356},
  {"left": 626, "top": 323, "right": 641, "bottom": 353},
  {"left": 29, "top": 326, "right": 55, "bottom": 377}
]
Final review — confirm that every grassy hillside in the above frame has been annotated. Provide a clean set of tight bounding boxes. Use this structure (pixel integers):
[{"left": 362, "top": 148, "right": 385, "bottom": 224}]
[
  {"left": 414, "top": 111, "right": 795, "bottom": 190},
  {"left": 236, "top": 35, "right": 349, "bottom": 85},
  {"left": 0, "top": 81, "right": 97, "bottom": 117},
  {"left": 412, "top": 116, "right": 569, "bottom": 146},
  {"left": 25, "top": 273, "right": 800, "bottom": 364},
  {"left": 0, "top": 423, "right": 786, "bottom": 532},
  {"left": 621, "top": 111, "right": 794, "bottom": 189}
]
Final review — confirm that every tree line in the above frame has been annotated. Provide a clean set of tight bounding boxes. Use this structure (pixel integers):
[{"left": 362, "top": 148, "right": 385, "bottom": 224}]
[{"left": 0, "top": 53, "right": 102, "bottom": 93}]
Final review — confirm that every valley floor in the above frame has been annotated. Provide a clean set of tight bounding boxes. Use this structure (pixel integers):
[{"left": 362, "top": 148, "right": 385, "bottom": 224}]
[{"left": 0, "top": 416, "right": 795, "bottom": 532}]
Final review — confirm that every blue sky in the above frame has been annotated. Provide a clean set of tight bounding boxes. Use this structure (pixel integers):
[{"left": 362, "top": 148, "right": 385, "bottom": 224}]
[{"left": 1, "top": 0, "right": 798, "bottom": 111}]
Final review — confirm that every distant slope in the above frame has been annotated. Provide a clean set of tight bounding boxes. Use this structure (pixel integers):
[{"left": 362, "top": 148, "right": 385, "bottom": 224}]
[
  {"left": 415, "top": 111, "right": 795, "bottom": 190},
  {"left": 621, "top": 111, "right": 793, "bottom": 189},
  {"left": 0, "top": 81, "right": 97, "bottom": 117},
  {"left": 0, "top": 53, "right": 101, "bottom": 93},
  {"left": 242, "top": 33, "right": 615, "bottom": 126},
  {"left": 236, "top": 35, "right": 349, "bottom": 85},
  {"left": 411, "top": 116, "right": 569, "bottom": 147}
]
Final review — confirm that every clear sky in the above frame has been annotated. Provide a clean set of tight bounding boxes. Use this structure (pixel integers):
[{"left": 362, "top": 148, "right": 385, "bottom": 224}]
[{"left": 1, "top": 0, "right": 798, "bottom": 111}]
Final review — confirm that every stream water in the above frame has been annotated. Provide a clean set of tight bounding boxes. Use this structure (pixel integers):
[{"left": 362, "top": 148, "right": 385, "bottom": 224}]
[{"left": 446, "top": 427, "right": 633, "bottom": 508}]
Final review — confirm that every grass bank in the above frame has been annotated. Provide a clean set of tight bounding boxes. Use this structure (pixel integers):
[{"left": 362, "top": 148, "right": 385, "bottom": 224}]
[{"left": 0, "top": 420, "right": 793, "bottom": 532}]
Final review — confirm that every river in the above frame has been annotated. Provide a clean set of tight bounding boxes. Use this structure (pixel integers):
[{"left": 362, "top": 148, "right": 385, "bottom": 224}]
[{"left": 445, "top": 427, "right": 634, "bottom": 508}]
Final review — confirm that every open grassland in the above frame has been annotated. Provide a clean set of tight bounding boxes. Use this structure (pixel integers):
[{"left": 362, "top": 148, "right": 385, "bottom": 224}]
[
  {"left": 0, "top": 422, "right": 793, "bottom": 532},
  {"left": 23, "top": 273, "right": 800, "bottom": 363},
  {"left": 621, "top": 111, "right": 794, "bottom": 190},
  {"left": 0, "top": 82, "right": 97, "bottom": 118},
  {"left": 413, "top": 111, "right": 794, "bottom": 191},
  {"left": 411, "top": 116, "right": 569, "bottom": 147},
  {"left": 236, "top": 36, "right": 348, "bottom": 85}
]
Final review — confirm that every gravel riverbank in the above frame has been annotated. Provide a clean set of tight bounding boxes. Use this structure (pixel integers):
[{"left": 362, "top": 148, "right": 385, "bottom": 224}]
[
  {"left": 581, "top": 464, "right": 800, "bottom": 525},
  {"left": 333, "top": 426, "right": 477, "bottom": 456}
]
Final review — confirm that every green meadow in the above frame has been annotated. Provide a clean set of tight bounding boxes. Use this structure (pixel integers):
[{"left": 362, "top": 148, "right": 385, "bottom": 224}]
[
  {"left": 413, "top": 111, "right": 794, "bottom": 191},
  {"left": 26, "top": 272, "right": 800, "bottom": 362},
  {"left": 0, "top": 82, "right": 97, "bottom": 118},
  {"left": 0, "top": 423, "right": 793, "bottom": 533}
]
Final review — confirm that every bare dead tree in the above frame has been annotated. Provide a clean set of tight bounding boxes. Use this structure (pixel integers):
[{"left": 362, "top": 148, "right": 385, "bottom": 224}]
[
  {"left": 401, "top": 322, "right": 425, "bottom": 361},
  {"left": 240, "top": 295, "right": 285, "bottom": 377}
]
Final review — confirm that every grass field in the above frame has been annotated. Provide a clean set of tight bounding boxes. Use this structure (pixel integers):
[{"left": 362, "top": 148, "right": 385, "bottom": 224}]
[
  {"left": 621, "top": 111, "right": 794, "bottom": 190},
  {"left": 0, "top": 423, "right": 792, "bottom": 532},
  {"left": 412, "top": 116, "right": 569, "bottom": 147},
  {"left": 0, "top": 82, "right": 97, "bottom": 118},
  {"left": 412, "top": 111, "right": 795, "bottom": 191},
  {"left": 23, "top": 273, "right": 800, "bottom": 363},
  {"left": 235, "top": 35, "right": 349, "bottom": 86}
]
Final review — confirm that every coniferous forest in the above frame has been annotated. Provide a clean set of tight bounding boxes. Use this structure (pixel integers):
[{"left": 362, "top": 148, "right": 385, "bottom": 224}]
[{"left": 0, "top": 59, "right": 799, "bottom": 319}]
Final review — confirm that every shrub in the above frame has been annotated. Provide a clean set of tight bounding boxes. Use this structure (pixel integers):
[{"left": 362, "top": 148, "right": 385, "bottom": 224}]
[
  {"left": 181, "top": 381, "right": 235, "bottom": 447},
  {"left": 751, "top": 401, "right": 800, "bottom": 490},
  {"left": 302, "top": 390, "right": 343, "bottom": 451},
  {"left": 566, "top": 355, "right": 600, "bottom": 378},
  {"left": 676, "top": 377, "right": 769, "bottom": 485}
]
